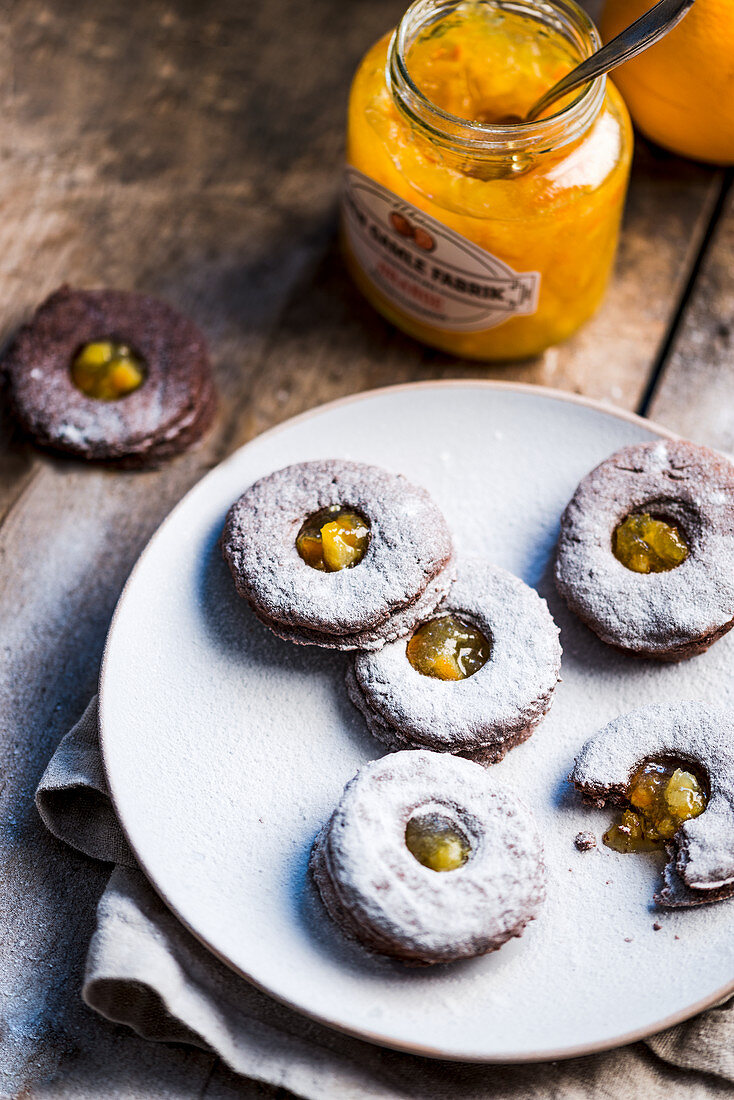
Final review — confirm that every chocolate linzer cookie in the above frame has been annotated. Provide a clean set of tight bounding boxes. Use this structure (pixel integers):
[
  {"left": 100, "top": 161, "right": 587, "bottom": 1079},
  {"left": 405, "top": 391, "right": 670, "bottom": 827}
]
[
  {"left": 347, "top": 559, "right": 561, "bottom": 763},
  {"left": 555, "top": 440, "right": 734, "bottom": 660},
  {"left": 310, "top": 750, "right": 546, "bottom": 964},
  {"left": 2, "top": 286, "right": 216, "bottom": 466},
  {"left": 572, "top": 702, "right": 734, "bottom": 907},
  {"left": 221, "top": 460, "right": 455, "bottom": 650}
]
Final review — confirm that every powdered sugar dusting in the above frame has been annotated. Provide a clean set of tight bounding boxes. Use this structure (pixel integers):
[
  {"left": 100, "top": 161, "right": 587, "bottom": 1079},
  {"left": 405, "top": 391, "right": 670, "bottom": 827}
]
[
  {"left": 57, "top": 422, "right": 87, "bottom": 446},
  {"left": 255, "top": 556, "right": 456, "bottom": 651},
  {"left": 572, "top": 702, "right": 734, "bottom": 905},
  {"left": 221, "top": 460, "right": 454, "bottom": 639},
  {"left": 350, "top": 558, "right": 561, "bottom": 758},
  {"left": 311, "top": 750, "right": 546, "bottom": 964},
  {"left": 555, "top": 441, "right": 734, "bottom": 657}
]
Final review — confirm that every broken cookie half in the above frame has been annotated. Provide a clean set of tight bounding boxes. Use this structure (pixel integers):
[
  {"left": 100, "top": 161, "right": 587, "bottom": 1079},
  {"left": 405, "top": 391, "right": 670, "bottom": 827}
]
[{"left": 571, "top": 702, "right": 734, "bottom": 907}]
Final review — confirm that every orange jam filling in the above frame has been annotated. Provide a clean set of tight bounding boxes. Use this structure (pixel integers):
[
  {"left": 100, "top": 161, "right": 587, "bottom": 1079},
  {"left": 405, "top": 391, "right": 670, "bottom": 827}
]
[
  {"left": 612, "top": 512, "right": 689, "bottom": 574},
  {"left": 296, "top": 506, "right": 370, "bottom": 571},
  {"left": 406, "top": 614, "right": 490, "bottom": 681},
  {"left": 404, "top": 6, "right": 578, "bottom": 125},
  {"left": 71, "top": 340, "right": 146, "bottom": 400},
  {"left": 405, "top": 811, "right": 471, "bottom": 871},
  {"left": 603, "top": 760, "right": 707, "bottom": 853}
]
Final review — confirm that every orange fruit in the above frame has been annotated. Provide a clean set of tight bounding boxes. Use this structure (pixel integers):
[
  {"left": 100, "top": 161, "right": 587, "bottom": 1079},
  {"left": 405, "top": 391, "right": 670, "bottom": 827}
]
[{"left": 600, "top": 0, "right": 734, "bottom": 164}]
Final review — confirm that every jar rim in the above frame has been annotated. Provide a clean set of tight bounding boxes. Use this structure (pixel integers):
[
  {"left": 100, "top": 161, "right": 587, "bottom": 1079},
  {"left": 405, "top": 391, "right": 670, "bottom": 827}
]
[{"left": 387, "top": 0, "right": 606, "bottom": 157}]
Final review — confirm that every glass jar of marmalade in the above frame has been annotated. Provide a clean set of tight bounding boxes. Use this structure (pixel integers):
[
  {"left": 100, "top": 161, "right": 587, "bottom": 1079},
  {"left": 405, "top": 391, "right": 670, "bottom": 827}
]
[{"left": 342, "top": 0, "right": 633, "bottom": 360}]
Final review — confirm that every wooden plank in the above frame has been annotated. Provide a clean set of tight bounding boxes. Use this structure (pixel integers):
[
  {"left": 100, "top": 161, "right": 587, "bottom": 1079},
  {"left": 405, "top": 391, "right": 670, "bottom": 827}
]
[
  {"left": 239, "top": 140, "right": 722, "bottom": 447},
  {"left": 648, "top": 178, "right": 734, "bottom": 451},
  {"left": 0, "top": 0, "right": 408, "bottom": 518},
  {"left": 0, "top": 0, "right": 398, "bottom": 1091},
  {"left": 0, "top": 3, "right": 724, "bottom": 488}
]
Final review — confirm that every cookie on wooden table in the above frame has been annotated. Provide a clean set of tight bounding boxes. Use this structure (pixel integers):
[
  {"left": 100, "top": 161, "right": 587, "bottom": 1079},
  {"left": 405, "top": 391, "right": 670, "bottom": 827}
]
[
  {"left": 347, "top": 559, "right": 561, "bottom": 763},
  {"left": 310, "top": 750, "right": 546, "bottom": 964},
  {"left": 221, "top": 459, "right": 456, "bottom": 650},
  {"left": 2, "top": 285, "right": 217, "bottom": 467},
  {"left": 555, "top": 440, "right": 734, "bottom": 660},
  {"left": 572, "top": 702, "right": 734, "bottom": 907}
]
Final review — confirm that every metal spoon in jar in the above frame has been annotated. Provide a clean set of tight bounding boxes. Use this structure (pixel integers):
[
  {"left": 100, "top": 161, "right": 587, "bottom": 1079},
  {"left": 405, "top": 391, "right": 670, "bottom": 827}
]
[{"left": 504, "top": 0, "right": 696, "bottom": 124}]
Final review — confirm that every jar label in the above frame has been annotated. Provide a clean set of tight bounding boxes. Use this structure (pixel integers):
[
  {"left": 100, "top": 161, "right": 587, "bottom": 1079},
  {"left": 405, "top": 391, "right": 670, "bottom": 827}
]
[{"left": 341, "top": 168, "right": 540, "bottom": 333}]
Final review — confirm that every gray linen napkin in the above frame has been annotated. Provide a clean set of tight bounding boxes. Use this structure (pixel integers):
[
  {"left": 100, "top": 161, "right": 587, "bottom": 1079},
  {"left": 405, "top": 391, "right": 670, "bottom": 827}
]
[{"left": 35, "top": 699, "right": 734, "bottom": 1100}]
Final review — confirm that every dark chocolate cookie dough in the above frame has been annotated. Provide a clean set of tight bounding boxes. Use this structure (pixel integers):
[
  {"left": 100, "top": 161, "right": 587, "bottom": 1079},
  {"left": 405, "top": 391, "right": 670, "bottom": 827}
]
[
  {"left": 2, "top": 286, "right": 216, "bottom": 466},
  {"left": 310, "top": 750, "right": 546, "bottom": 964},
  {"left": 347, "top": 558, "right": 561, "bottom": 763},
  {"left": 221, "top": 459, "right": 455, "bottom": 650},
  {"left": 555, "top": 440, "right": 734, "bottom": 660}
]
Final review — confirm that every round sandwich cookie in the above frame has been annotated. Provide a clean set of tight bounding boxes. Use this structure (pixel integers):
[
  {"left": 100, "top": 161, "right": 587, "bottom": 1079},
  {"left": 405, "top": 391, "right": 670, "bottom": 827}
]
[
  {"left": 347, "top": 559, "right": 561, "bottom": 763},
  {"left": 221, "top": 459, "right": 455, "bottom": 650},
  {"left": 2, "top": 285, "right": 217, "bottom": 466},
  {"left": 310, "top": 750, "right": 546, "bottom": 964},
  {"left": 555, "top": 440, "right": 734, "bottom": 661},
  {"left": 572, "top": 702, "right": 734, "bottom": 908}
]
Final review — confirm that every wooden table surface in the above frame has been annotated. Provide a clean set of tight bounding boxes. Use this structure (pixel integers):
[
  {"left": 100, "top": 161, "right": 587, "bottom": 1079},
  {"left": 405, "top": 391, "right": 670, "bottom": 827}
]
[{"left": 1, "top": 0, "right": 732, "bottom": 1095}]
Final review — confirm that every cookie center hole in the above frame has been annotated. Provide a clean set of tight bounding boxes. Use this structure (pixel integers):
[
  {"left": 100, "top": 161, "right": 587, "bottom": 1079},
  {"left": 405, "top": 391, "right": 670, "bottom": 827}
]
[
  {"left": 603, "top": 759, "right": 708, "bottom": 853},
  {"left": 296, "top": 506, "right": 370, "bottom": 572},
  {"left": 71, "top": 340, "right": 146, "bottom": 401},
  {"left": 612, "top": 512, "right": 689, "bottom": 574},
  {"left": 406, "top": 614, "right": 490, "bottom": 681},
  {"left": 405, "top": 811, "right": 471, "bottom": 872}
]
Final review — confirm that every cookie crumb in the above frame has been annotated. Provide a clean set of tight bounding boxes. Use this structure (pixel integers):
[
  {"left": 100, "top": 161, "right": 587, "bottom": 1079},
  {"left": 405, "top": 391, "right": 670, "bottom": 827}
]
[
  {"left": 574, "top": 831, "right": 596, "bottom": 851},
  {"left": 653, "top": 921, "right": 662, "bottom": 931}
]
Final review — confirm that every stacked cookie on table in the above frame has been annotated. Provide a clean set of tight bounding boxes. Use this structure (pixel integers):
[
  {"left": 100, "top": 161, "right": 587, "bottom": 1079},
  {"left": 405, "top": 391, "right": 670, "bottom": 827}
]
[
  {"left": 2, "top": 287, "right": 217, "bottom": 467},
  {"left": 221, "top": 447, "right": 734, "bottom": 966}
]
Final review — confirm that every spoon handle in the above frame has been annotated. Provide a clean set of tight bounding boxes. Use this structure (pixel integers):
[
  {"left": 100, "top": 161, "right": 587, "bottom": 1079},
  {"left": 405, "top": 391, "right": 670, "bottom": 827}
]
[{"left": 526, "top": 0, "right": 697, "bottom": 121}]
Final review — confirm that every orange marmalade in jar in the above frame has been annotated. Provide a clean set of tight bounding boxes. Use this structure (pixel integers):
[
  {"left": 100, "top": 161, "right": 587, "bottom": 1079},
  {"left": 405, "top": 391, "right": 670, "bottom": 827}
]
[{"left": 342, "top": 0, "right": 633, "bottom": 360}]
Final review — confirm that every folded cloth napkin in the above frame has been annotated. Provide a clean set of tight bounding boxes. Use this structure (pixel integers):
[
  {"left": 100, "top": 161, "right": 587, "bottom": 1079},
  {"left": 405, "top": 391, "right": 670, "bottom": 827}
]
[{"left": 35, "top": 699, "right": 734, "bottom": 1100}]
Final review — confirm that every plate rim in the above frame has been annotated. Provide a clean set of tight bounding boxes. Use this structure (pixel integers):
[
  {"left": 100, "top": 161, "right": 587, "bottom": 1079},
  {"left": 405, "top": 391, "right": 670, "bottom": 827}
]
[{"left": 99, "top": 379, "right": 734, "bottom": 1063}]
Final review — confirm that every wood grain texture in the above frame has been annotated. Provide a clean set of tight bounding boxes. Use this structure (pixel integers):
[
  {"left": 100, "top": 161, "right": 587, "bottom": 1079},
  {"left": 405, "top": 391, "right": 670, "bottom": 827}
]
[
  {"left": 648, "top": 177, "right": 734, "bottom": 451},
  {"left": 0, "top": 0, "right": 729, "bottom": 1095},
  {"left": 236, "top": 142, "right": 722, "bottom": 449}
]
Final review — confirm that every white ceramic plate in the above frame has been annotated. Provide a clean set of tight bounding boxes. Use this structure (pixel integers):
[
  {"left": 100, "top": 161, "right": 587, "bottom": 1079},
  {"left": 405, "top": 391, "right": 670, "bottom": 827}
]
[{"left": 100, "top": 382, "right": 734, "bottom": 1063}]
